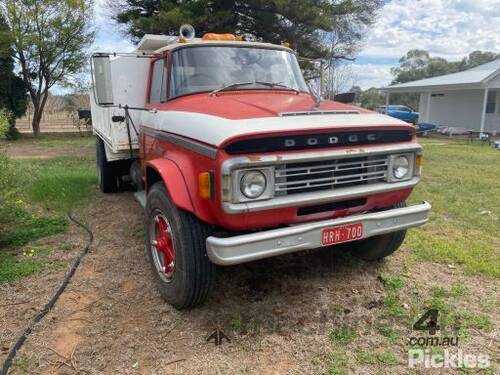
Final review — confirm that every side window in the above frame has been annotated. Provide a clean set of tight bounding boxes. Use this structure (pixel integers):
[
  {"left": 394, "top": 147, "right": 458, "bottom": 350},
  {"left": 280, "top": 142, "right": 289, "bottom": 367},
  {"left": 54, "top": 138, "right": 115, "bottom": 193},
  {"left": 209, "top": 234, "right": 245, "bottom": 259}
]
[
  {"left": 486, "top": 90, "right": 496, "bottom": 114},
  {"left": 149, "top": 59, "right": 166, "bottom": 103}
]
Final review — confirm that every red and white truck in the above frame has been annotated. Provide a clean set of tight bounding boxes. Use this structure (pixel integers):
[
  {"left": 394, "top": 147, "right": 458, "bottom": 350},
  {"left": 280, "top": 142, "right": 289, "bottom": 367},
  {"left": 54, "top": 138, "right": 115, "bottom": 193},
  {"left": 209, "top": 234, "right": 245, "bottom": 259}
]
[{"left": 90, "top": 26, "right": 430, "bottom": 309}]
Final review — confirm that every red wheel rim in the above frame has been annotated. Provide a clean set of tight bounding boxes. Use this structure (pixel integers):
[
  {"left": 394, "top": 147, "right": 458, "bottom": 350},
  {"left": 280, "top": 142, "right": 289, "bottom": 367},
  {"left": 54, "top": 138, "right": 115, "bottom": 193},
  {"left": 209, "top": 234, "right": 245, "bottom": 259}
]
[{"left": 151, "top": 214, "right": 175, "bottom": 280}]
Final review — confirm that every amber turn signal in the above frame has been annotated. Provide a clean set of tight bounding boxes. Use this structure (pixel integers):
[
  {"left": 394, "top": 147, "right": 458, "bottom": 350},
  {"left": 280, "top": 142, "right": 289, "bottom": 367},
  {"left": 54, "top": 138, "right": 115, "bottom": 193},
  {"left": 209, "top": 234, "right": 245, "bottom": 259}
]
[
  {"left": 199, "top": 172, "right": 213, "bottom": 199},
  {"left": 415, "top": 154, "right": 423, "bottom": 175}
]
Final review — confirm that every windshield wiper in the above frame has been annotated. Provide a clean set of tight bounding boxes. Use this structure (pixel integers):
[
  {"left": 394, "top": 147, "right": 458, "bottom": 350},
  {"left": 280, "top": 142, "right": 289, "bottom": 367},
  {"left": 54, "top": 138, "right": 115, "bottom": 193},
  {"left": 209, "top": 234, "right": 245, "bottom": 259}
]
[
  {"left": 254, "top": 81, "right": 299, "bottom": 94},
  {"left": 210, "top": 81, "right": 300, "bottom": 96},
  {"left": 210, "top": 82, "right": 254, "bottom": 95}
]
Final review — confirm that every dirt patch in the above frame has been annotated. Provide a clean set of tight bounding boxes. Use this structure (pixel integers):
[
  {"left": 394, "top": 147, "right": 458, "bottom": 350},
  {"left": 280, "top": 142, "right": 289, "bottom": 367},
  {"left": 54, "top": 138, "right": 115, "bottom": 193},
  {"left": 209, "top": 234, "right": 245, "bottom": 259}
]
[
  {"left": 3, "top": 138, "right": 94, "bottom": 160},
  {"left": 1, "top": 192, "right": 497, "bottom": 374}
]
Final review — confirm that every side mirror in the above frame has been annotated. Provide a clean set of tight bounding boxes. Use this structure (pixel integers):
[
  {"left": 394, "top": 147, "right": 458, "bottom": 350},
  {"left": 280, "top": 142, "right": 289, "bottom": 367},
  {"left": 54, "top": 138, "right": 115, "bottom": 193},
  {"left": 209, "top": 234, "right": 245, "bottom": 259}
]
[
  {"left": 334, "top": 92, "right": 355, "bottom": 104},
  {"left": 91, "top": 54, "right": 114, "bottom": 106}
]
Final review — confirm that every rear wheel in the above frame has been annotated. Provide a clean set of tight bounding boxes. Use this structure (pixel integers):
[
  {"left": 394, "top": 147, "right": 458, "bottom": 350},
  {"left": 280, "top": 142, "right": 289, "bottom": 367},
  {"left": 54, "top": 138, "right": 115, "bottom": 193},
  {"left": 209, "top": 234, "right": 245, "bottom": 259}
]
[
  {"left": 145, "top": 182, "right": 216, "bottom": 309},
  {"left": 96, "top": 136, "right": 119, "bottom": 193},
  {"left": 348, "top": 202, "right": 407, "bottom": 261}
]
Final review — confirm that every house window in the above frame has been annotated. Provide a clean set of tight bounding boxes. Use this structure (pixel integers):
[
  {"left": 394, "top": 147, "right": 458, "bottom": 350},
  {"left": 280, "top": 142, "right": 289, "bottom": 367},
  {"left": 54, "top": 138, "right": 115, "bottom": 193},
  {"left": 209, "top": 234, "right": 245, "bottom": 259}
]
[
  {"left": 485, "top": 90, "right": 496, "bottom": 114},
  {"left": 149, "top": 59, "right": 166, "bottom": 103}
]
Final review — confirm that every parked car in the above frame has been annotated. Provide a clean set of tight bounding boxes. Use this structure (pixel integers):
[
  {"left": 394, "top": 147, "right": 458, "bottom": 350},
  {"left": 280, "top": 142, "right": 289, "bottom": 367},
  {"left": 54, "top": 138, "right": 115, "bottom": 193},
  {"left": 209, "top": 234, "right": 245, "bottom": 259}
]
[
  {"left": 376, "top": 105, "right": 419, "bottom": 124},
  {"left": 416, "top": 122, "right": 437, "bottom": 135},
  {"left": 90, "top": 26, "right": 430, "bottom": 309}
]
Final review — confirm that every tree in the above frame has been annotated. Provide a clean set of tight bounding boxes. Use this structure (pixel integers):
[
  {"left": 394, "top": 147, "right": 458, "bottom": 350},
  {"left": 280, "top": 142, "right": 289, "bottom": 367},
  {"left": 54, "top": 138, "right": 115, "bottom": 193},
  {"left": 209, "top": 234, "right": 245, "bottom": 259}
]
[
  {"left": 111, "top": 0, "right": 382, "bottom": 60},
  {"left": 459, "top": 50, "right": 500, "bottom": 70},
  {"left": 0, "top": 13, "right": 26, "bottom": 138},
  {"left": 324, "top": 63, "right": 354, "bottom": 98},
  {"left": 391, "top": 49, "right": 500, "bottom": 85},
  {"left": 0, "top": 0, "right": 95, "bottom": 136},
  {"left": 390, "top": 49, "right": 457, "bottom": 85},
  {"left": 358, "top": 87, "right": 384, "bottom": 109}
]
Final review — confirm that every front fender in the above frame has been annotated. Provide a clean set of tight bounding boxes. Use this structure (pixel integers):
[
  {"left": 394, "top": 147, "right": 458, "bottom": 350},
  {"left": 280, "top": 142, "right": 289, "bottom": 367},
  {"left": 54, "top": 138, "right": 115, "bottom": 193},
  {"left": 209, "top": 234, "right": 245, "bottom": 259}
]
[{"left": 145, "top": 158, "right": 195, "bottom": 214}]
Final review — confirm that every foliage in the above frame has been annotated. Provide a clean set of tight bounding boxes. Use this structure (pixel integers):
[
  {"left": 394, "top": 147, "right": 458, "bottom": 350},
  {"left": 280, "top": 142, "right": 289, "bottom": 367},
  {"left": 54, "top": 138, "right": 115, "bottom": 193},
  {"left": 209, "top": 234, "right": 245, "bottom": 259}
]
[
  {"left": 23, "top": 156, "right": 97, "bottom": 212},
  {"left": 0, "top": 0, "right": 95, "bottom": 136},
  {"left": 0, "top": 150, "right": 61, "bottom": 248},
  {"left": 329, "top": 326, "right": 356, "bottom": 345},
  {"left": 392, "top": 49, "right": 500, "bottom": 85},
  {"left": 0, "top": 107, "right": 10, "bottom": 138},
  {"left": 358, "top": 87, "right": 385, "bottom": 109},
  {"left": 111, "top": 0, "right": 382, "bottom": 60},
  {"left": 0, "top": 252, "right": 43, "bottom": 283},
  {"left": 0, "top": 13, "right": 27, "bottom": 136},
  {"left": 0, "top": 147, "right": 18, "bottom": 218},
  {"left": 391, "top": 49, "right": 452, "bottom": 85},
  {"left": 458, "top": 50, "right": 500, "bottom": 70},
  {"left": 379, "top": 275, "right": 404, "bottom": 291},
  {"left": 0, "top": 147, "right": 97, "bottom": 250}
]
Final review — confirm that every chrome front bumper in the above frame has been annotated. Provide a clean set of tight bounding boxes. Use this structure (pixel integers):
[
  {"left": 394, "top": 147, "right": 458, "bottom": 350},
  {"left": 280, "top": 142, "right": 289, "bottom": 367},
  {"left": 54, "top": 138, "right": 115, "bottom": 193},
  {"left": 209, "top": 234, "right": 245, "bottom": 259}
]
[{"left": 206, "top": 201, "right": 431, "bottom": 265}]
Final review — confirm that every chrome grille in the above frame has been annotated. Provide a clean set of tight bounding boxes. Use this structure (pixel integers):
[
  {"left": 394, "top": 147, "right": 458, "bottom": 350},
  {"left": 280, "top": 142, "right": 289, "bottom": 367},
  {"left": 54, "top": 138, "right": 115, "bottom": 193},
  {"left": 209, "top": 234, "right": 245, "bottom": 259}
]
[{"left": 275, "top": 155, "right": 389, "bottom": 195}]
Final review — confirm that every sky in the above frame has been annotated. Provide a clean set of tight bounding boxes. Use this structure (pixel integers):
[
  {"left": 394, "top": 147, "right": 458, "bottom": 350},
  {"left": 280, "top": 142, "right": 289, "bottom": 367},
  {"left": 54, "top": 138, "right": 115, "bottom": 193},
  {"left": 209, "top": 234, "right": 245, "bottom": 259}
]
[{"left": 89, "top": 0, "right": 500, "bottom": 90}]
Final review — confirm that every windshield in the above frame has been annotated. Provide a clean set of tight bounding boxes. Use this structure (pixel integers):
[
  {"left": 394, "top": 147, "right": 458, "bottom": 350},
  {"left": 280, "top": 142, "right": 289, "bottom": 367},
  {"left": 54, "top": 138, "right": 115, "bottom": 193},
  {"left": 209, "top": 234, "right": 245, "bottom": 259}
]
[{"left": 168, "top": 46, "right": 308, "bottom": 98}]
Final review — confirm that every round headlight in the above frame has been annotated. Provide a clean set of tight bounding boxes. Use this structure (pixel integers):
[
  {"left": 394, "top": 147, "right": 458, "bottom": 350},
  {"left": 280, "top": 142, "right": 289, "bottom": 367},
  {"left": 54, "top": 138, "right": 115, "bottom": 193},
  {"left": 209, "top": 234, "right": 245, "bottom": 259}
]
[
  {"left": 393, "top": 155, "right": 410, "bottom": 179},
  {"left": 240, "top": 170, "right": 267, "bottom": 199}
]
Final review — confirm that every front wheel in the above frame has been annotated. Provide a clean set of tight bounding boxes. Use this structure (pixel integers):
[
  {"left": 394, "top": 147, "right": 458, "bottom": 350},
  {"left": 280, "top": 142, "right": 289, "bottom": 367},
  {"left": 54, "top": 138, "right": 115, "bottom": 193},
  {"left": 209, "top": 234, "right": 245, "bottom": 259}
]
[
  {"left": 349, "top": 202, "right": 407, "bottom": 261},
  {"left": 145, "top": 182, "right": 216, "bottom": 309}
]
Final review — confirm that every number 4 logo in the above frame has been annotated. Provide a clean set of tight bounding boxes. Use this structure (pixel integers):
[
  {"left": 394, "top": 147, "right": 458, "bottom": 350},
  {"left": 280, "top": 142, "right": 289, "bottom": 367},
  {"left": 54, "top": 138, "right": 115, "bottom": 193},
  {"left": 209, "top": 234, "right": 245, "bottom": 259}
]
[{"left": 413, "top": 309, "right": 440, "bottom": 335}]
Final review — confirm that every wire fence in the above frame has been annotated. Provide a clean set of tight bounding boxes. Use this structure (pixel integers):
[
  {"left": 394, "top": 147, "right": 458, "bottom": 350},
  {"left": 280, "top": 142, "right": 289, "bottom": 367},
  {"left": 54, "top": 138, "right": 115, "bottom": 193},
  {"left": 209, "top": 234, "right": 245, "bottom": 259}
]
[{"left": 16, "top": 110, "right": 91, "bottom": 134}]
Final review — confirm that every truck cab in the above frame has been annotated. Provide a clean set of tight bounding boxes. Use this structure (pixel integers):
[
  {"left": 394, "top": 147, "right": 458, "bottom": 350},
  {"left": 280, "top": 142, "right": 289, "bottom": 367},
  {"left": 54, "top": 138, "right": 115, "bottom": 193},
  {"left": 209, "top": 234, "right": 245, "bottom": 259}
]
[{"left": 90, "top": 27, "right": 430, "bottom": 309}]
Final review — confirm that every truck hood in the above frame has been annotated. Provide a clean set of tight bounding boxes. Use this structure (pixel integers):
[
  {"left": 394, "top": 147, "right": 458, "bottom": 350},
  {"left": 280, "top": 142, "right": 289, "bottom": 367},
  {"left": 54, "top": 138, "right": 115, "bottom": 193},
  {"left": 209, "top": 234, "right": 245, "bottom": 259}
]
[
  {"left": 160, "top": 92, "right": 370, "bottom": 119},
  {"left": 142, "top": 92, "right": 411, "bottom": 148}
]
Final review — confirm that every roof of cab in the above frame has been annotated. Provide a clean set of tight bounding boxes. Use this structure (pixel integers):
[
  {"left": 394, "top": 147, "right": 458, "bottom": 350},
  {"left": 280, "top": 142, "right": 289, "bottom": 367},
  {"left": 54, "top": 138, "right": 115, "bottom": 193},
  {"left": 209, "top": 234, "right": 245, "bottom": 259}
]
[
  {"left": 136, "top": 34, "right": 292, "bottom": 54},
  {"left": 155, "top": 39, "right": 292, "bottom": 54}
]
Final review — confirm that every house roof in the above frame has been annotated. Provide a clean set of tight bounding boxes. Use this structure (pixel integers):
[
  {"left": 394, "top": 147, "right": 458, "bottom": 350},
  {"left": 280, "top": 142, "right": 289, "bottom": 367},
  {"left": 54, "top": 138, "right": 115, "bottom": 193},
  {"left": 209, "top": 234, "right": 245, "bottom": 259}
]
[{"left": 382, "top": 58, "right": 500, "bottom": 93}]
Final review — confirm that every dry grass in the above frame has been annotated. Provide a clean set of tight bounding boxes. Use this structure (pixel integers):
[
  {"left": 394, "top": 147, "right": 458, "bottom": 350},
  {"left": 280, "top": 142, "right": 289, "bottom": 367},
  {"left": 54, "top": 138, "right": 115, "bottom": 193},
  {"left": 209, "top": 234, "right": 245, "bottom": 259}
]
[{"left": 0, "top": 136, "right": 498, "bottom": 374}]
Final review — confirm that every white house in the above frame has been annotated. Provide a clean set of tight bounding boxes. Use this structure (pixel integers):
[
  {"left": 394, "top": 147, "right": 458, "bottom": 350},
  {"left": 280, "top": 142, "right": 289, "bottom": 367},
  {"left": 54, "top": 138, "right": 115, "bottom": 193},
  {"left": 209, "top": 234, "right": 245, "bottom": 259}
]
[{"left": 381, "top": 59, "right": 500, "bottom": 133}]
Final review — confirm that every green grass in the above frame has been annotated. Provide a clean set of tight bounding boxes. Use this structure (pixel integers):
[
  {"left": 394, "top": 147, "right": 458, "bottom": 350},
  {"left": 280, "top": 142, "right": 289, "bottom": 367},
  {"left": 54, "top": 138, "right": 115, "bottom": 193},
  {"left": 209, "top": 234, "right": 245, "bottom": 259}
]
[
  {"left": 0, "top": 252, "right": 43, "bottom": 283},
  {"left": 455, "top": 311, "right": 492, "bottom": 331},
  {"left": 378, "top": 326, "right": 401, "bottom": 344},
  {"left": 356, "top": 350, "right": 398, "bottom": 366},
  {"left": 0, "top": 155, "right": 96, "bottom": 250},
  {"left": 329, "top": 326, "right": 356, "bottom": 345},
  {"left": 0, "top": 215, "right": 67, "bottom": 248},
  {"left": 325, "top": 351, "right": 349, "bottom": 375},
  {"left": 407, "top": 141, "right": 500, "bottom": 277},
  {"left": 20, "top": 156, "right": 97, "bottom": 212},
  {"left": 383, "top": 293, "right": 405, "bottom": 318},
  {"left": 379, "top": 275, "right": 405, "bottom": 290}
]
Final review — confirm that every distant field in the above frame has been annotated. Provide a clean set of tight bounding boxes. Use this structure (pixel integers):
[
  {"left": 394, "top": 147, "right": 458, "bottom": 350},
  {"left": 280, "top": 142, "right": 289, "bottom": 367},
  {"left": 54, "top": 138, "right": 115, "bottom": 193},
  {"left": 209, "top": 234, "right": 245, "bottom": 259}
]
[{"left": 16, "top": 111, "right": 89, "bottom": 133}]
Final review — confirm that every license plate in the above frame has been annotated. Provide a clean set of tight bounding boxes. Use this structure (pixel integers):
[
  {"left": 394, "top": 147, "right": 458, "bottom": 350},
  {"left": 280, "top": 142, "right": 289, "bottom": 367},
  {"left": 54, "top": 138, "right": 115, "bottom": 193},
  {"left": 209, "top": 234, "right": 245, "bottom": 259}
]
[{"left": 321, "top": 223, "right": 363, "bottom": 246}]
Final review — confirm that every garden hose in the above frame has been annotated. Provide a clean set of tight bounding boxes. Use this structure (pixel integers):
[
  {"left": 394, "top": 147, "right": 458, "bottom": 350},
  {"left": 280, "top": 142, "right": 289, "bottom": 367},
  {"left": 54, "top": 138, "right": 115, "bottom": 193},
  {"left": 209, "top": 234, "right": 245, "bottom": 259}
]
[{"left": 1, "top": 213, "right": 94, "bottom": 375}]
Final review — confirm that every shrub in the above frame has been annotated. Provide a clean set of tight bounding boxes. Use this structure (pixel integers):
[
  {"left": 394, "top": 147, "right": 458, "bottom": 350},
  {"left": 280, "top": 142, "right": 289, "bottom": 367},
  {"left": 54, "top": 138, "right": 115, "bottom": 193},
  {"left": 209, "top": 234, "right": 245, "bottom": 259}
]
[
  {"left": 0, "top": 108, "right": 11, "bottom": 139},
  {"left": 0, "top": 148, "right": 21, "bottom": 227}
]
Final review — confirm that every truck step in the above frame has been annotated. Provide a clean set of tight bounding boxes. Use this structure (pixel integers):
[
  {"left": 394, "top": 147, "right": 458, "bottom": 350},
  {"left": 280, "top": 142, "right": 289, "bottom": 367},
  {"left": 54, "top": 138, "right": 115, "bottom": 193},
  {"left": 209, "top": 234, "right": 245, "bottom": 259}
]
[{"left": 134, "top": 191, "right": 146, "bottom": 209}]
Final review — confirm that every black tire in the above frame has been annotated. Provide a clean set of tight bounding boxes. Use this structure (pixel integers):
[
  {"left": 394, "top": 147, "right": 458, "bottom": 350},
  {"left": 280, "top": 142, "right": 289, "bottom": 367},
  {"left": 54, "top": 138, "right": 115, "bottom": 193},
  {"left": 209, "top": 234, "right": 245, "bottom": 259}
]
[
  {"left": 145, "top": 182, "right": 216, "bottom": 309},
  {"left": 349, "top": 201, "right": 407, "bottom": 261},
  {"left": 96, "top": 136, "right": 119, "bottom": 193}
]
